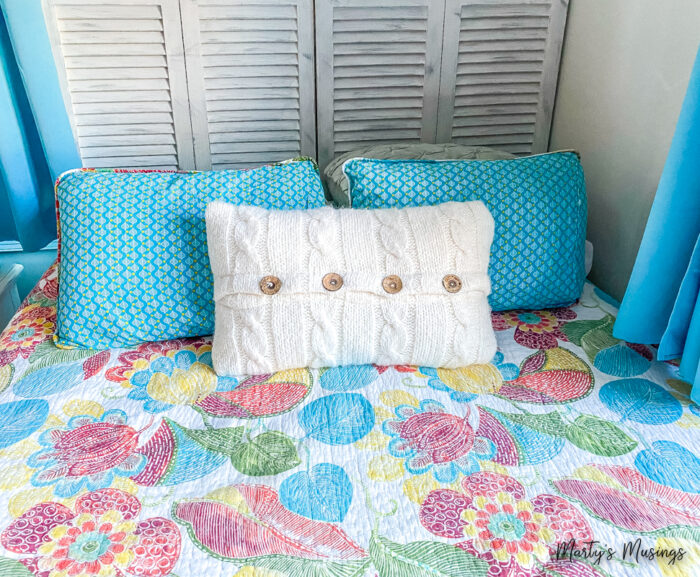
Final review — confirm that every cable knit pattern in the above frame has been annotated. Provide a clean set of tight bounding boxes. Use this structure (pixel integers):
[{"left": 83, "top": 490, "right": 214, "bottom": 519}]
[{"left": 206, "top": 201, "right": 496, "bottom": 375}]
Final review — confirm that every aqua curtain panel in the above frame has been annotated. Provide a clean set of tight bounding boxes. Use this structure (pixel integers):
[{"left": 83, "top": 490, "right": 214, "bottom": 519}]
[
  {"left": 614, "top": 45, "right": 700, "bottom": 402},
  {"left": 0, "top": 2, "right": 79, "bottom": 251}
]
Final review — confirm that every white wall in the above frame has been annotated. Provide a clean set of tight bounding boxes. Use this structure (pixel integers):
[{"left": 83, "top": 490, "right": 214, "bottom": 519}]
[{"left": 550, "top": 0, "right": 700, "bottom": 301}]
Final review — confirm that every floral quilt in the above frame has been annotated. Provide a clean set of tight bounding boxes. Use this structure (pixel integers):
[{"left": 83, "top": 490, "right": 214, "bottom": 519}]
[{"left": 0, "top": 262, "right": 698, "bottom": 577}]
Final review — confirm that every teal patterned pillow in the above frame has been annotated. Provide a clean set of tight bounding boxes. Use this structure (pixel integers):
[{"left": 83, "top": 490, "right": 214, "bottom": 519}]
[
  {"left": 343, "top": 152, "right": 586, "bottom": 311},
  {"left": 56, "top": 160, "right": 325, "bottom": 348}
]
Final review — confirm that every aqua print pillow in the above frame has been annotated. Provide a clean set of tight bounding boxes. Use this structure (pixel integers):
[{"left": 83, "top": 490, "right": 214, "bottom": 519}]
[
  {"left": 343, "top": 152, "right": 586, "bottom": 311},
  {"left": 56, "top": 160, "right": 326, "bottom": 348}
]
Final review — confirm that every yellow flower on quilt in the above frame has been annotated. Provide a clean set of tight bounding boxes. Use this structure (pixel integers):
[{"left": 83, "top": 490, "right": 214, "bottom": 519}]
[{"left": 146, "top": 361, "right": 217, "bottom": 406}]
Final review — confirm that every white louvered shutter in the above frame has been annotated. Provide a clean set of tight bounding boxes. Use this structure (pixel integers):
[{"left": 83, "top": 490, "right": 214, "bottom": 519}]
[
  {"left": 315, "top": 0, "right": 446, "bottom": 168},
  {"left": 180, "top": 0, "right": 316, "bottom": 170},
  {"left": 437, "top": 0, "right": 568, "bottom": 154},
  {"left": 42, "top": 0, "right": 195, "bottom": 169}
]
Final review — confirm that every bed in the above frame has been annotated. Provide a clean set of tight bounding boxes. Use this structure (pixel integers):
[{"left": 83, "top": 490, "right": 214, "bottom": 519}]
[{"left": 0, "top": 262, "right": 698, "bottom": 577}]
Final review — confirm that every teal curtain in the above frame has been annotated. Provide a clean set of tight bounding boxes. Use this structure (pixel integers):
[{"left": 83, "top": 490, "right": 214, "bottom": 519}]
[
  {"left": 0, "top": 1, "right": 79, "bottom": 251},
  {"left": 614, "top": 45, "right": 700, "bottom": 402}
]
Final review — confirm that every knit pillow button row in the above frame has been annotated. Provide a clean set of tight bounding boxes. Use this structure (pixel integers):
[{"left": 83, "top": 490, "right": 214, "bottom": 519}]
[
  {"left": 322, "top": 273, "right": 343, "bottom": 291},
  {"left": 259, "top": 276, "right": 281, "bottom": 295}
]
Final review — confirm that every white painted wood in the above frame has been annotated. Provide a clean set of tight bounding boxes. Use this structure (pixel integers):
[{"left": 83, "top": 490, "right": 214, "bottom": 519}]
[
  {"left": 181, "top": 0, "right": 316, "bottom": 170},
  {"left": 437, "top": 0, "right": 569, "bottom": 155},
  {"left": 316, "top": 0, "right": 445, "bottom": 169},
  {"left": 43, "top": 0, "right": 567, "bottom": 170},
  {"left": 42, "top": 0, "right": 195, "bottom": 170}
]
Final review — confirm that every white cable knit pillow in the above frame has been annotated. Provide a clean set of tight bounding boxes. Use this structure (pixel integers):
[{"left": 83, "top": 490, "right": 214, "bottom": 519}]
[{"left": 206, "top": 201, "right": 496, "bottom": 375}]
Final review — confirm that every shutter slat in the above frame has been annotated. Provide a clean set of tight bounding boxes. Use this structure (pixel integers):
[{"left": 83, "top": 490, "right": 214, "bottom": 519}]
[
  {"left": 205, "top": 88, "right": 300, "bottom": 101},
  {"left": 211, "top": 141, "right": 300, "bottom": 154},
  {"left": 207, "top": 108, "right": 300, "bottom": 121},
  {"left": 452, "top": 113, "right": 537, "bottom": 127},
  {"left": 333, "top": 31, "right": 427, "bottom": 44},
  {"left": 78, "top": 133, "right": 177, "bottom": 147},
  {"left": 68, "top": 78, "right": 171, "bottom": 92},
  {"left": 201, "top": 41, "right": 298, "bottom": 55},
  {"left": 64, "top": 55, "right": 168, "bottom": 68},
  {"left": 55, "top": 5, "right": 162, "bottom": 19},
  {"left": 70, "top": 90, "right": 172, "bottom": 103},
  {"left": 59, "top": 18, "right": 164, "bottom": 32},
  {"left": 45, "top": 0, "right": 194, "bottom": 169},
  {"left": 67, "top": 67, "right": 169, "bottom": 80},
  {"left": 72, "top": 101, "right": 173, "bottom": 114},
  {"left": 203, "top": 64, "right": 299, "bottom": 78},
  {"left": 76, "top": 116, "right": 175, "bottom": 131},
  {"left": 208, "top": 119, "right": 301, "bottom": 133},
  {"left": 60, "top": 43, "right": 166, "bottom": 57},
  {"left": 80, "top": 144, "right": 176, "bottom": 158},
  {"left": 209, "top": 130, "right": 301, "bottom": 143},
  {"left": 60, "top": 30, "right": 165, "bottom": 44},
  {"left": 437, "top": 0, "right": 568, "bottom": 154},
  {"left": 199, "top": 5, "right": 298, "bottom": 19},
  {"left": 205, "top": 76, "right": 299, "bottom": 89},
  {"left": 212, "top": 151, "right": 296, "bottom": 165},
  {"left": 204, "top": 53, "right": 298, "bottom": 66},
  {"left": 88, "top": 156, "right": 179, "bottom": 168}
]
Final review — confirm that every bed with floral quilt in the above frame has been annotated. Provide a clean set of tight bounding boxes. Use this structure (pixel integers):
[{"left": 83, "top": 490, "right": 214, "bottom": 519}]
[{"left": 0, "top": 262, "right": 698, "bottom": 577}]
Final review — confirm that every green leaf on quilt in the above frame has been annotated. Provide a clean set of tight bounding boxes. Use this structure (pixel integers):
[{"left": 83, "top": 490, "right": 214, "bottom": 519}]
[
  {"left": 182, "top": 425, "right": 245, "bottom": 455},
  {"left": 230, "top": 431, "right": 300, "bottom": 476},
  {"left": 0, "top": 557, "right": 33, "bottom": 577},
  {"left": 368, "top": 532, "right": 489, "bottom": 577},
  {"left": 494, "top": 410, "right": 568, "bottom": 438},
  {"left": 237, "top": 556, "right": 370, "bottom": 577},
  {"left": 560, "top": 315, "right": 614, "bottom": 346},
  {"left": 0, "top": 363, "right": 13, "bottom": 393},
  {"left": 580, "top": 326, "right": 620, "bottom": 364},
  {"left": 24, "top": 340, "right": 96, "bottom": 376},
  {"left": 652, "top": 525, "right": 700, "bottom": 542},
  {"left": 564, "top": 415, "right": 637, "bottom": 456}
]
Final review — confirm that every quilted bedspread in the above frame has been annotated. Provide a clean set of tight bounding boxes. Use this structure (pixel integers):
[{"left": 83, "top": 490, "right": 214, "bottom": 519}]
[{"left": 0, "top": 263, "right": 698, "bottom": 577}]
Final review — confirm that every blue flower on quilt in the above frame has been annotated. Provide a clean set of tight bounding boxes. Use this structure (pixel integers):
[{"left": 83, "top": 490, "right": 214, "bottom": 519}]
[
  {"left": 382, "top": 399, "right": 495, "bottom": 483},
  {"left": 492, "top": 351, "right": 520, "bottom": 381},
  {"left": 119, "top": 342, "right": 238, "bottom": 413},
  {"left": 27, "top": 409, "right": 146, "bottom": 498}
]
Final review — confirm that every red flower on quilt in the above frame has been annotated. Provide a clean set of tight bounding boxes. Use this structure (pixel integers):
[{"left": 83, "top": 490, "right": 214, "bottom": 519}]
[
  {"left": 420, "top": 471, "right": 598, "bottom": 575},
  {"left": 0, "top": 489, "right": 180, "bottom": 577},
  {"left": 492, "top": 307, "right": 577, "bottom": 349},
  {"left": 0, "top": 304, "right": 55, "bottom": 366}
]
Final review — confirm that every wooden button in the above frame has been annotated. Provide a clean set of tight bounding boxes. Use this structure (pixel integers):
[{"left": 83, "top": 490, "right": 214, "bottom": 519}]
[
  {"left": 259, "top": 275, "right": 281, "bottom": 295},
  {"left": 382, "top": 275, "right": 403, "bottom": 294},
  {"left": 443, "top": 274, "right": 462, "bottom": 293},
  {"left": 322, "top": 273, "right": 343, "bottom": 292}
]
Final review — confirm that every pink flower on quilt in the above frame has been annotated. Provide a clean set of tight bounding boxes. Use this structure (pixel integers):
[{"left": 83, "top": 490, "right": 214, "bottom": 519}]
[
  {"left": 420, "top": 471, "right": 595, "bottom": 575},
  {"left": 492, "top": 307, "right": 576, "bottom": 349},
  {"left": 28, "top": 409, "right": 146, "bottom": 498},
  {"left": 383, "top": 400, "right": 495, "bottom": 483},
  {"left": 0, "top": 304, "right": 55, "bottom": 365},
  {"left": 0, "top": 488, "right": 180, "bottom": 577}
]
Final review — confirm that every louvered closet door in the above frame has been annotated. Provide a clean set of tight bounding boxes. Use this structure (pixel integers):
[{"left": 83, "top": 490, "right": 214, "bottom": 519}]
[
  {"left": 42, "top": 0, "right": 194, "bottom": 169},
  {"left": 181, "top": 0, "right": 315, "bottom": 170},
  {"left": 437, "top": 0, "right": 568, "bottom": 154},
  {"left": 315, "top": 0, "right": 446, "bottom": 168}
]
